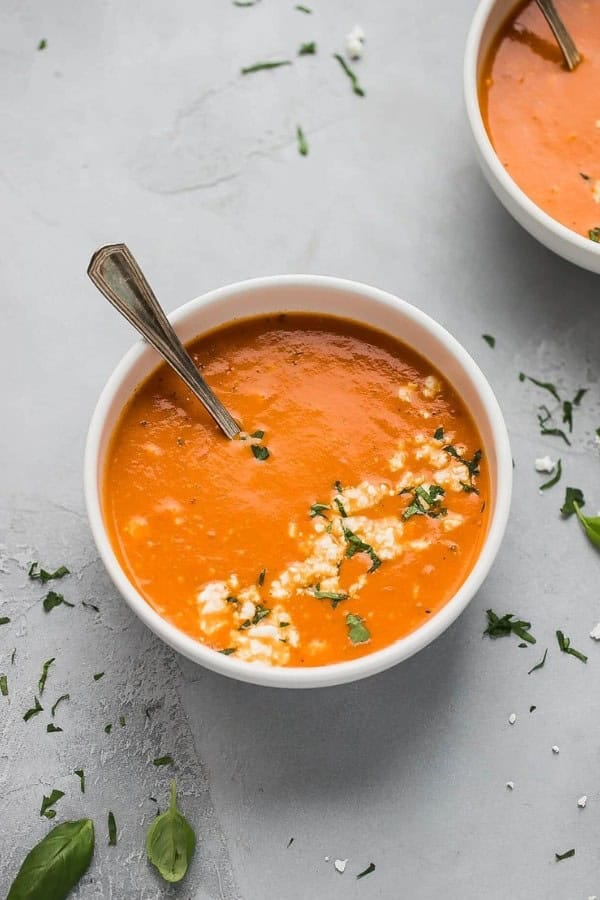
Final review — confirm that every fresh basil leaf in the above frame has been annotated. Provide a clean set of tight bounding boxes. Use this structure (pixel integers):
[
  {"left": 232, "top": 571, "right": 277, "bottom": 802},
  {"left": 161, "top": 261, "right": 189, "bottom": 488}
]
[
  {"left": 146, "top": 780, "right": 196, "bottom": 883},
  {"left": 119, "top": 715, "right": 126, "bottom": 727},
  {"left": 482, "top": 334, "right": 495, "bottom": 348},
  {"left": 51, "top": 694, "right": 69, "bottom": 717},
  {"left": 573, "top": 502, "right": 600, "bottom": 548},
  {"left": 23, "top": 696, "right": 43, "bottom": 722},
  {"left": 219, "top": 648, "right": 236, "bottom": 655},
  {"left": 561, "top": 487, "right": 584, "bottom": 517},
  {"left": 346, "top": 613, "right": 371, "bottom": 644},
  {"left": 312, "top": 587, "right": 349, "bottom": 608},
  {"left": 38, "top": 658, "right": 55, "bottom": 695},
  {"left": 108, "top": 811, "right": 117, "bottom": 846},
  {"left": 433, "top": 427, "right": 444, "bottom": 441},
  {"left": 333, "top": 53, "right": 365, "bottom": 96},
  {"left": 298, "top": 42, "right": 316, "bottom": 55},
  {"left": 6, "top": 818, "right": 94, "bottom": 900},
  {"left": 153, "top": 755, "right": 174, "bottom": 767},
  {"left": 74, "top": 770, "right": 85, "bottom": 793},
  {"left": 43, "top": 592, "right": 74, "bottom": 613},
  {"left": 572, "top": 388, "right": 587, "bottom": 406},
  {"left": 250, "top": 430, "right": 264, "bottom": 439},
  {"left": 251, "top": 445, "right": 270, "bottom": 461},
  {"left": 29, "top": 563, "right": 70, "bottom": 584},
  {"left": 539, "top": 459, "right": 562, "bottom": 491},
  {"left": 37, "top": 39, "right": 47, "bottom": 50},
  {"left": 241, "top": 60, "right": 292, "bottom": 75},
  {"left": 333, "top": 497, "right": 348, "bottom": 518},
  {"left": 40, "top": 789, "right": 65, "bottom": 819},
  {"left": 527, "top": 648, "right": 548, "bottom": 675},
  {"left": 296, "top": 125, "right": 309, "bottom": 156},
  {"left": 556, "top": 629, "right": 587, "bottom": 663}
]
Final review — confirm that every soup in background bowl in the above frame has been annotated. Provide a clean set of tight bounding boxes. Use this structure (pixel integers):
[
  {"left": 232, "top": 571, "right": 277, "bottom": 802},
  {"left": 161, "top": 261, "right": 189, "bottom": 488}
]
[
  {"left": 85, "top": 276, "right": 512, "bottom": 688},
  {"left": 465, "top": 0, "right": 600, "bottom": 273}
]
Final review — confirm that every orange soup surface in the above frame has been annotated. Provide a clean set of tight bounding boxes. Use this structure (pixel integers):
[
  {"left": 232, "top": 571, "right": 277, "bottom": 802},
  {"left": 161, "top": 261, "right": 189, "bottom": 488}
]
[
  {"left": 104, "top": 314, "right": 489, "bottom": 668},
  {"left": 480, "top": 0, "right": 600, "bottom": 239}
]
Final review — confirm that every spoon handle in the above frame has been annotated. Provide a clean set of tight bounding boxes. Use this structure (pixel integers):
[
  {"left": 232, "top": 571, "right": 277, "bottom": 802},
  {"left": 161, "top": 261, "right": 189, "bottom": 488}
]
[
  {"left": 87, "top": 243, "right": 240, "bottom": 439},
  {"left": 535, "top": 0, "right": 581, "bottom": 70}
]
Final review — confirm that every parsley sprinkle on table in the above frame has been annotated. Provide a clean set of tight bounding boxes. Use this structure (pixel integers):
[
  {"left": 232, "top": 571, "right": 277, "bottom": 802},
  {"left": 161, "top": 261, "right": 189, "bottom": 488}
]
[
  {"left": 108, "top": 811, "right": 117, "bottom": 846},
  {"left": 561, "top": 486, "right": 584, "bottom": 517},
  {"left": 484, "top": 610, "right": 536, "bottom": 644},
  {"left": 528, "top": 648, "right": 547, "bottom": 675},
  {"left": 0, "top": 674, "right": 7, "bottom": 697},
  {"left": 51, "top": 693, "right": 70, "bottom": 717},
  {"left": 153, "top": 755, "right": 174, "bottom": 767},
  {"left": 539, "top": 459, "right": 562, "bottom": 491},
  {"left": 47, "top": 723, "right": 63, "bottom": 733},
  {"left": 555, "top": 848, "right": 575, "bottom": 861},
  {"left": 241, "top": 60, "right": 292, "bottom": 75},
  {"left": 0, "top": 616, "right": 10, "bottom": 626},
  {"left": 357, "top": 862, "right": 376, "bottom": 879},
  {"left": 93, "top": 672, "right": 105, "bottom": 681},
  {"left": 43, "top": 591, "right": 74, "bottom": 612},
  {"left": 29, "top": 562, "right": 70, "bottom": 583},
  {"left": 556, "top": 630, "right": 587, "bottom": 663},
  {"left": 333, "top": 53, "right": 365, "bottom": 96},
  {"left": 23, "top": 696, "right": 43, "bottom": 722},
  {"left": 38, "top": 657, "right": 55, "bottom": 694},
  {"left": 40, "top": 789, "right": 64, "bottom": 819},
  {"left": 298, "top": 42, "right": 316, "bottom": 55},
  {"left": 74, "top": 769, "right": 85, "bottom": 793},
  {"left": 295, "top": 3, "right": 312, "bottom": 11},
  {"left": 296, "top": 125, "right": 309, "bottom": 156},
  {"left": 37, "top": 39, "right": 47, "bottom": 50},
  {"left": 482, "top": 334, "right": 495, "bottom": 348}
]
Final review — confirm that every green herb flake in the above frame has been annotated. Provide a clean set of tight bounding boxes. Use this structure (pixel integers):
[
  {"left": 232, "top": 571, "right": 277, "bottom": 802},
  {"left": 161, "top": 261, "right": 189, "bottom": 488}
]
[
  {"left": 433, "top": 427, "right": 444, "bottom": 441},
  {"left": 555, "top": 848, "right": 575, "bottom": 861},
  {"left": 40, "top": 789, "right": 65, "bottom": 819},
  {"left": 51, "top": 693, "right": 70, "bottom": 717},
  {"left": 153, "top": 755, "right": 175, "bottom": 767},
  {"left": 346, "top": 613, "right": 371, "bottom": 644},
  {"left": 104, "top": 723, "right": 112, "bottom": 734},
  {"left": 309, "top": 502, "right": 330, "bottom": 519},
  {"left": 75, "top": 769, "right": 85, "bottom": 793},
  {"left": 0, "top": 674, "right": 7, "bottom": 697},
  {"left": 240, "top": 605, "right": 271, "bottom": 629},
  {"left": 312, "top": 587, "right": 349, "bottom": 608},
  {"left": 561, "top": 486, "right": 584, "bottom": 518},
  {"left": 402, "top": 484, "right": 446, "bottom": 520},
  {"left": 287, "top": 837, "right": 295, "bottom": 848},
  {"left": 146, "top": 780, "right": 196, "bottom": 883},
  {"left": 295, "top": 3, "right": 312, "bottom": 11},
  {"left": 444, "top": 446, "right": 482, "bottom": 483},
  {"left": 250, "top": 429, "right": 265, "bottom": 439},
  {"left": 29, "top": 562, "right": 70, "bottom": 583},
  {"left": 518, "top": 372, "right": 561, "bottom": 403},
  {"left": 219, "top": 648, "right": 236, "bottom": 656},
  {"left": 82, "top": 600, "right": 100, "bottom": 612},
  {"left": 589, "top": 227, "right": 600, "bottom": 242},
  {"left": 37, "top": 38, "right": 47, "bottom": 50},
  {"left": 257, "top": 568, "right": 266, "bottom": 587},
  {"left": 357, "top": 862, "right": 376, "bottom": 879},
  {"left": 298, "top": 41, "right": 316, "bottom": 55},
  {"left": 10, "top": 648, "right": 16, "bottom": 664},
  {"left": 482, "top": 334, "right": 495, "bottom": 348},
  {"left": 23, "top": 696, "right": 44, "bottom": 722},
  {"left": 6, "top": 818, "right": 94, "bottom": 899},
  {"left": 556, "top": 629, "right": 587, "bottom": 663},
  {"left": 0, "top": 616, "right": 11, "bottom": 625},
  {"left": 572, "top": 501, "right": 600, "bottom": 548},
  {"left": 484, "top": 610, "right": 536, "bottom": 644},
  {"left": 241, "top": 60, "right": 292, "bottom": 75},
  {"left": 333, "top": 53, "right": 365, "bottom": 96},
  {"left": 251, "top": 444, "right": 270, "bottom": 461},
  {"left": 46, "top": 723, "right": 63, "bottom": 733},
  {"left": 93, "top": 672, "right": 104, "bottom": 681},
  {"left": 573, "top": 388, "right": 587, "bottom": 406},
  {"left": 119, "top": 715, "right": 126, "bottom": 727},
  {"left": 108, "top": 811, "right": 117, "bottom": 846},
  {"left": 334, "top": 497, "right": 348, "bottom": 518},
  {"left": 296, "top": 125, "right": 309, "bottom": 156},
  {"left": 38, "top": 657, "right": 55, "bottom": 695},
  {"left": 233, "top": 0, "right": 258, "bottom": 5},
  {"left": 529, "top": 705, "right": 536, "bottom": 713},
  {"left": 539, "top": 458, "right": 562, "bottom": 491},
  {"left": 43, "top": 591, "right": 74, "bottom": 612},
  {"left": 342, "top": 527, "right": 382, "bottom": 572},
  {"left": 528, "top": 648, "right": 548, "bottom": 675}
]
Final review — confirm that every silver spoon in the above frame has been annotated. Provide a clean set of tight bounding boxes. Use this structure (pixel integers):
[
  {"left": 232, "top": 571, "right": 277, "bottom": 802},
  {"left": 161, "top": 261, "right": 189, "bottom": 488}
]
[
  {"left": 87, "top": 243, "right": 241, "bottom": 439},
  {"left": 535, "top": 0, "right": 581, "bottom": 71}
]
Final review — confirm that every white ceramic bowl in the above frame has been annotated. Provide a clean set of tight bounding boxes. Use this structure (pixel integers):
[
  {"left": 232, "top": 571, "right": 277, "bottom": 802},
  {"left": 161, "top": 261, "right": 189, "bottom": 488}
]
[
  {"left": 84, "top": 275, "right": 512, "bottom": 689},
  {"left": 464, "top": 0, "right": 600, "bottom": 274}
]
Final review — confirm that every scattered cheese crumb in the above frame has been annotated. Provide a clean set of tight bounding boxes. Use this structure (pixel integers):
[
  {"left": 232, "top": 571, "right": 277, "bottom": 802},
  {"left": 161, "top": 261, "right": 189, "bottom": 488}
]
[
  {"left": 590, "top": 623, "right": 600, "bottom": 640},
  {"left": 552, "top": 745, "right": 560, "bottom": 754},
  {"left": 535, "top": 456, "right": 555, "bottom": 473},
  {"left": 506, "top": 781, "right": 514, "bottom": 790},
  {"left": 593, "top": 180, "right": 600, "bottom": 204},
  {"left": 345, "top": 25, "right": 365, "bottom": 60},
  {"left": 324, "top": 856, "right": 330, "bottom": 862},
  {"left": 508, "top": 713, "right": 516, "bottom": 725},
  {"left": 578, "top": 795, "right": 587, "bottom": 808},
  {"left": 334, "top": 858, "right": 348, "bottom": 873}
]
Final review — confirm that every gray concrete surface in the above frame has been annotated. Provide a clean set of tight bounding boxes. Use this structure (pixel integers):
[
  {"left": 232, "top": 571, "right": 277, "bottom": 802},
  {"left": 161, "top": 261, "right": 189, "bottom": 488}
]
[{"left": 1, "top": 1, "right": 600, "bottom": 897}]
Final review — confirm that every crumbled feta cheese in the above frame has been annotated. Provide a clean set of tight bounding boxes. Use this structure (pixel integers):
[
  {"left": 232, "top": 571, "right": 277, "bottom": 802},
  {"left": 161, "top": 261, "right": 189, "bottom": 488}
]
[
  {"left": 345, "top": 25, "right": 365, "bottom": 60},
  {"left": 508, "top": 713, "right": 516, "bottom": 725},
  {"left": 506, "top": 781, "right": 514, "bottom": 790},
  {"left": 398, "top": 383, "right": 417, "bottom": 402},
  {"left": 552, "top": 745, "right": 560, "bottom": 754},
  {"left": 334, "top": 858, "right": 348, "bottom": 873},
  {"left": 535, "top": 455, "right": 555, "bottom": 473},
  {"left": 590, "top": 622, "right": 600, "bottom": 640},
  {"left": 578, "top": 795, "right": 587, "bottom": 808},
  {"left": 422, "top": 375, "right": 441, "bottom": 399}
]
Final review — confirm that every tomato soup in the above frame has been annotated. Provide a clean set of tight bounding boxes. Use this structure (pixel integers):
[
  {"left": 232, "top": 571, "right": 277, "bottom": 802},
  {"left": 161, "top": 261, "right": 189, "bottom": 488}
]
[
  {"left": 103, "top": 314, "right": 489, "bottom": 668},
  {"left": 480, "top": 0, "right": 600, "bottom": 240}
]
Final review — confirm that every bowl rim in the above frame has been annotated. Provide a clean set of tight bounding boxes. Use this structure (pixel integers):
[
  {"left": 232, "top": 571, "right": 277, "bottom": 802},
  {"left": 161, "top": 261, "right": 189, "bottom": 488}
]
[
  {"left": 463, "top": 0, "right": 600, "bottom": 258},
  {"left": 84, "top": 274, "right": 512, "bottom": 689}
]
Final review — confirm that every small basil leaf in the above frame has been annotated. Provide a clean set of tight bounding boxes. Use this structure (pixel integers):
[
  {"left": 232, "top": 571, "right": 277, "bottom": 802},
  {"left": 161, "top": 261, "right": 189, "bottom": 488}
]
[{"left": 146, "top": 780, "right": 196, "bottom": 883}]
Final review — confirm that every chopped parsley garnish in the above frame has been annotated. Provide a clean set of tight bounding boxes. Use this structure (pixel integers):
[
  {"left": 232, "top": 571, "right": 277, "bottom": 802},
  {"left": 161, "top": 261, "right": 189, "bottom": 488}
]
[
  {"left": 119, "top": 715, "right": 126, "bottom": 727},
  {"left": 342, "top": 527, "right": 381, "bottom": 572},
  {"left": 539, "top": 458, "right": 562, "bottom": 491},
  {"left": 295, "top": 3, "right": 312, "bottom": 11},
  {"left": 334, "top": 497, "right": 348, "bottom": 518},
  {"left": 51, "top": 693, "right": 69, "bottom": 717},
  {"left": 528, "top": 648, "right": 548, "bottom": 675},
  {"left": 250, "top": 429, "right": 265, "bottom": 439},
  {"left": 38, "top": 657, "right": 55, "bottom": 695},
  {"left": 556, "top": 630, "right": 587, "bottom": 663},
  {"left": 0, "top": 674, "right": 7, "bottom": 697},
  {"left": 561, "top": 486, "right": 584, "bottom": 517},
  {"left": 333, "top": 53, "right": 365, "bottom": 96},
  {"left": 40, "top": 789, "right": 64, "bottom": 819},
  {"left": 10, "top": 648, "right": 16, "bottom": 664},
  {"left": 529, "top": 705, "right": 536, "bottom": 713},
  {"left": 251, "top": 444, "right": 270, "bottom": 461},
  {"left": 460, "top": 481, "right": 479, "bottom": 495},
  {"left": 29, "top": 562, "right": 70, "bottom": 583},
  {"left": 589, "top": 227, "right": 600, "bottom": 242},
  {"left": 47, "top": 723, "right": 63, "bottom": 733},
  {"left": 518, "top": 372, "right": 561, "bottom": 403},
  {"left": 74, "top": 769, "right": 85, "bottom": 793},
  {"left": 573, "top": 501, "right": 600, "bottom": 548},
  {"left": 484, "top": 610, "right": 536, "bottom": 644},
  {"left": 357, "top": 862, "right": 376, "bottom": 879},
  {"left": 104, "top": 723, "right": 112, "bottom": 734},
  {"left": 0, "top": 616, "right": 10, "bottom": 626},
  {"left": 37, "top": 38, "right": 47, "bottom": 50},
  {"left": 226, "top": 596, "right": 238, "bottom": 605},
  {"left": 482, "top": 334, "right": 495, "bottom": 348},
  {"left": 444, "top": 446, "right": 482, "bottom": 483},
  {"left": 346, "top": 613, "right": 371, "bottom": 644},
  {"left": 298, "top": 42, "right": 316, "bottom": 55},
  {"left": 573, "top": 388, "right": 587, "bottom": 406},
  {"left": 220, "top": 648, "right": 236, "bottom": 655},
  {"left": 296, "top": 125, "right": 309, "bottom": 156},
  {"left": 402, "top": 485, "right": 446, "bottom": 520},
  {"left": 23, "top": 696, "right": 44, "bottom": 722},
  {"left": 433, "top": 427, "right": 444, "bottom": 441},
  {"left": 240, "top": 605, "right": 271, "bottom": 628},
  {"left": 241, "top": 60, "right": 292, "bottom": 75},
  {"left": 555, "top": 848, "right": 575, "bottom": 861},
  {"left": 309, "top": 503, "right": 330, "bottom": 519},
  {"left": 257, "top": 568, "right": 266, "bottom": 586},
  {"left": 93, "top": 672, "right": 105, "bottom": 681},
  {"left": 43, "top": 591, "right": 74, "bottom": 612},
  {"left": 82, "top": 600, "right": 100, "bottom": 612},
  {"left": 312, "top": 586, "right": 349, "bottom": 608},
  {"left": 108, "top": 811, "right": 117, "bottom": 846},
  {"left": 153, "top": 755, "right": 174, "bottom": 767}
]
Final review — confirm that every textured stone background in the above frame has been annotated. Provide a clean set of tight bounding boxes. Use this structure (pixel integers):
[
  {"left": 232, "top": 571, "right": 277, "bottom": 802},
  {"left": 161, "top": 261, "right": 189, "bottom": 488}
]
[{"left": 1, "top": 0, "right": 600, "bottom": 897}]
